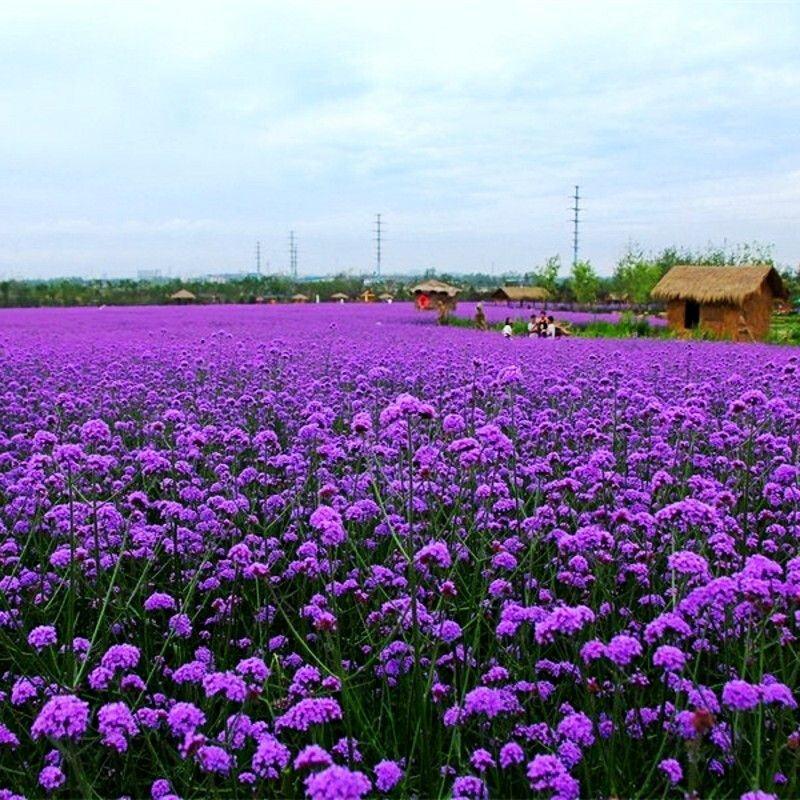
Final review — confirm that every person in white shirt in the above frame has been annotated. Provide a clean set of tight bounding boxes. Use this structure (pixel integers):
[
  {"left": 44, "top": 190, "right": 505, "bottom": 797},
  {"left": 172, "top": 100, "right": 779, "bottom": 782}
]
[
  {"left": 546, "top": 315, "right": 557, "bottom": 338},
  {"left": 502, "top": 317, "right": 513, "bottom": 339},
  {"left": 527, "top": 314, "right": 537, "bottom": 337}
]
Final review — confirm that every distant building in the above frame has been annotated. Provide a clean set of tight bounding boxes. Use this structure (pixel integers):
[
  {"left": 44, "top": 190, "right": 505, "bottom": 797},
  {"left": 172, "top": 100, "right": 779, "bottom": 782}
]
[
  {"left": 491, "top": 286, "right": 549, "bottom": 306},
  {"left": 205, "top": 273, "right": 250, "bottom": 284},
  {"left": 651, "top": 265, "right": 786, "bottom": 342},
  {"left": 138, "top": 269, "right": 165, "bottom": 282},
  {"left": 169, "top": 289, "right": 197, "bottom": 304},
  {"left": 410, "top": 279, "right": 460, "bottom": 311}
]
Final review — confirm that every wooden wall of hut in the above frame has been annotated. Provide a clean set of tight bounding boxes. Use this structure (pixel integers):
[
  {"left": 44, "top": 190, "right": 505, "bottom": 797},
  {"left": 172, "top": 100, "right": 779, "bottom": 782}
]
[
  {"left": 665, "top": 283, "right": 773, "bottom": 341},
  {"left": 739, "top": 283, "right": 774, "bottom": 339}
]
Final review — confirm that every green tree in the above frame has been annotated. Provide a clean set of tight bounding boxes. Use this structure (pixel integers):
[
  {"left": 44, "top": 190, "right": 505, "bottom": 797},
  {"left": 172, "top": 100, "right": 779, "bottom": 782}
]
[
  {"left": 613, "top": 243, "right": 662, "bottom": 305},
  {"left": 780, "top": 265, "right": 800, "bottom": 304},
  {"left": 532, "top": 255, "right": 561, "bottom": 297},
  {"left": 570, "top": 259, "right": 599, "bottom": 304}
]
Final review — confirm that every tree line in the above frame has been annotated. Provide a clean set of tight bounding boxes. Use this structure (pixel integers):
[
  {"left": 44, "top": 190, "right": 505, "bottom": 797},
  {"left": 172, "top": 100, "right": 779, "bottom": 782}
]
[
  {"left": 1, "top": 242, "right": 796, "bottom": 308},
  {"left": 0, "top": 274, "right": 385, "bottom": 308}
]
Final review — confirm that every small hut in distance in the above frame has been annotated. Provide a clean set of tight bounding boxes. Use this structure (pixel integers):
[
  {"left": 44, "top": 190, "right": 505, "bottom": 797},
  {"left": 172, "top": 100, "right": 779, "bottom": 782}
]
[
  {"left": 169, "top": 289, "right": 197, "bottom": 304},
  {"left": 651, "top": 265, "right": 787, "bottom": 342},
  {"left": 330, "top": 292, "right": 349, "bottom": 304},
  {"left": 291, "top": 293, "right": 309, "bottom": 303},
  {"left": 491, "top": 286, "right": 549, "bottom": 306},
  {"left": 411, "top": 279, "right": 460, "bottom": 311}
]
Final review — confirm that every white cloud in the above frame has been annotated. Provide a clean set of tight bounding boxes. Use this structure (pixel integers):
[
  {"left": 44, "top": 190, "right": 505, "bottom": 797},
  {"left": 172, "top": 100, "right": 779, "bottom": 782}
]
[{"left": 0, "top": 0, "right": 799, "bottom": 277}]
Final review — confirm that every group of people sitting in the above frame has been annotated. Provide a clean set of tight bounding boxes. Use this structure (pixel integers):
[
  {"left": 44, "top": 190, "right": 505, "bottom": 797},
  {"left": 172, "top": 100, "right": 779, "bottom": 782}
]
[
  {"left": 502, "top": 312, "right": 557, "bottom": 339},
  {"left": 474, "top": 303, "right": 567, "bottom": 339},
  {"left": 526, "top": 310, "right": 562, "bottom": 338}
]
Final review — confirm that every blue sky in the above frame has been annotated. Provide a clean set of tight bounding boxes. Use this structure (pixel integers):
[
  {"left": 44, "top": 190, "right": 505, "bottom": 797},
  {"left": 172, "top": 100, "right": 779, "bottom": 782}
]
[{"left": 2, "top": 1, "right": 799, "bottom": 278}]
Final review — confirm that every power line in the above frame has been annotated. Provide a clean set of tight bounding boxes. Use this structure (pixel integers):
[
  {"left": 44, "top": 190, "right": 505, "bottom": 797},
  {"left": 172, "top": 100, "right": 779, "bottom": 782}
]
[
  {"left": 571, "top": 185, "right": 581, "bottom": 268},
  {"left": 374, "top": 213, "right": 383, "bottom": 277}
]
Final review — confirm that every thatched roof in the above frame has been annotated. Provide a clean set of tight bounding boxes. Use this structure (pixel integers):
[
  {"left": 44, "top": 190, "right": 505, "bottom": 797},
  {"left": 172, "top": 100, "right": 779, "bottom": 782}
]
[
  {"left": 651, "top": 265, "right": 787, "bottom": 305},
  {"left": 410, "top": 279, "right": 460, "bottom": 297},
  {"left": 169, "top": 289, "right": 196, "bottom": 301},
  {"left": 492, "top": 285, "right": 549, "bottom": 302},
  {"left": 378, "top": 293, "right": 394, "bottom": 300},
  {"left": 330, "top": 293, "right": 349, "bottom": 300},
  {"left": 291, "top": 293, "right": 309, "bottom": 302}
]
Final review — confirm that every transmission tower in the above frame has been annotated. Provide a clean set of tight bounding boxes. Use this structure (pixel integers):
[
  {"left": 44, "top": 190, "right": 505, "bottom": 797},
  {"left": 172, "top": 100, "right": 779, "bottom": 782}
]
[
  {"left": 255, "top": 241, "right": 261, "bottom": 275},
  {"left": 374, "top": 213, "right": 383, "bottom": 277},
  {"left": 571, "top": 185, "right": 581, "bottom": 268},
  {"left": 289, "top": 231, "right": 297, "bottom": 278}
]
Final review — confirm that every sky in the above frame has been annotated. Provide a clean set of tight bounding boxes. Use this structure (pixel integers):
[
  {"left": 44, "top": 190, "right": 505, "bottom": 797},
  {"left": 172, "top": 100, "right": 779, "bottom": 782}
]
[{"left": 2, "top": 0, "right": 799, "bottom": 279}]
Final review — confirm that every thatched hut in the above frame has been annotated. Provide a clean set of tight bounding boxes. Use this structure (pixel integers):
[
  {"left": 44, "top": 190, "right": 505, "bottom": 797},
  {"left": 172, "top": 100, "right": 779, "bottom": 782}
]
[
  {"left": 491, "top": 286, "right": 549, "bottom": 306},
  {"left": 411, "top": 279, "right": 460, "bottom": 311},
  {"left": 330, "top": 292, "right": 349, "bottom": 304},
  {"left": 291, "top": 293, "right": 309, "bottom": 303},
  {"left": 359, "top": 289, "right": 375, "bottom": 303},
  {"left": 169, "top": 289, "right": 197, "bottom": 304},
  {"left": 378, "top": 293, "right": 394, "bottom": 304},
  {"left": 651, "top": 265, "right": 786, "bottom": 342}
]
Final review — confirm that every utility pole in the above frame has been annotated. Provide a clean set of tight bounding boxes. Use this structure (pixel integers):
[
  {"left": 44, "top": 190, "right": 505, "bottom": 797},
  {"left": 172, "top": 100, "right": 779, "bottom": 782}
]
[
  {"left": 289, "top": 231, "right": 297, "bottom": 278},
  {"left": 374, "top": 213, "right": 383, "bottom": 277},
  {"left": 571, "top": 185, "right": 581, "bottom": 268},
  {"left": 255, "top": 241, "right": 261, "bottom": 275}
]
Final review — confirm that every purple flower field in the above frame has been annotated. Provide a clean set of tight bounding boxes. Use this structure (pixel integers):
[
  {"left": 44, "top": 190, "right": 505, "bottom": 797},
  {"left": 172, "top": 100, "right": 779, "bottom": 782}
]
[{"left": 1, "top": 303, "right": 799, "bottom": 799}]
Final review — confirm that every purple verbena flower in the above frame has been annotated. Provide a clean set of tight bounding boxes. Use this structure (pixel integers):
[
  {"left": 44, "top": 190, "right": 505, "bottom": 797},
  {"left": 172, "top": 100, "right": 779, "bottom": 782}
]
[
  {"left": 304, "top": 765, "right": 371, "bottom": 800},
  {"left": 31, "top": 695, "right": 90, "bottom": 741},
  {"left": 374, "top": 760, "right": 403, "bottom": 792},
  {"left": 659, "top": 758, "right": 683, "bottom": 784},
  {"left": 27, "top": 625, "right": 57, "bottom": 651}
]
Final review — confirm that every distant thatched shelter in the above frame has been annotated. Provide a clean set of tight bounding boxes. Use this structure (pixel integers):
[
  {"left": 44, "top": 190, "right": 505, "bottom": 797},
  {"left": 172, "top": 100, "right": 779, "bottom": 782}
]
[
  {"left": 378, "top": 293, "right": 394, "bottom": 303},
  {"left": 360, "top": 289, "right": 375, "bottom": 303},
  {"left": 169, "top": 289, "right": 196, "bottom": 304},
  {"left": 651, "top": 265, "right": 786, "bottom": 341},
  {"left": 330, "top": 292, "right": 349, "bottom": 303},
  {"left": 291, "top": 293, "right": 309, "bottom": 303},
  {"left": 491, "top": 285, "right": 549, "bottom": 305},
  {"left": 411, "top": 279, "right": 460, "bottom": 311}
]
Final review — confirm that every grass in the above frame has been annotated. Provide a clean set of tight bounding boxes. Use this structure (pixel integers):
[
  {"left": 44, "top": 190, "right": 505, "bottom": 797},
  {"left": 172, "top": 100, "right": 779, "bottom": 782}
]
[
  {"left": 768, "top": 314, "right": 800, "bottom": 344},
  {"left": 445, "top": 312, "right": 670, "bottom": 340}
]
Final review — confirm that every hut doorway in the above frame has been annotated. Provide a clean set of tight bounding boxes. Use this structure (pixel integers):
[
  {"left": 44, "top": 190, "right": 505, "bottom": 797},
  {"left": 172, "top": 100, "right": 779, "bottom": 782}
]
[{"left": 684, "top": 300, "right": 700, "bottom": 330}]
